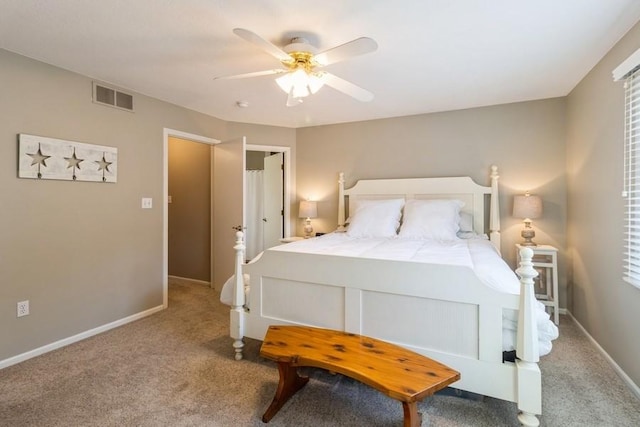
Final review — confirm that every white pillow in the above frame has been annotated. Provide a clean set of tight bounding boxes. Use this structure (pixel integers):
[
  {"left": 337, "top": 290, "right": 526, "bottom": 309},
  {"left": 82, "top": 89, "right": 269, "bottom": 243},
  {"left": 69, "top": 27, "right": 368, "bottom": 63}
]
[
  {"left": 346, "top": 198, "right": 405, "bottom": 238},
  {"left": 398, "top": 199, "right": 464, "bottom": 240},
  {"left": 459, "top": 211, "right": 474, "bottom": 232}
]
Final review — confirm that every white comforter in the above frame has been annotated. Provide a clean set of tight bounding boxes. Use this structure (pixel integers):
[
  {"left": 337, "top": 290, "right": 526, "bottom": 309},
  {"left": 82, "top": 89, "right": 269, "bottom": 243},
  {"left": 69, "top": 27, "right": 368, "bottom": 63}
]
[{"left": 221, "top": 233, "right": 559, "bottom": 355}]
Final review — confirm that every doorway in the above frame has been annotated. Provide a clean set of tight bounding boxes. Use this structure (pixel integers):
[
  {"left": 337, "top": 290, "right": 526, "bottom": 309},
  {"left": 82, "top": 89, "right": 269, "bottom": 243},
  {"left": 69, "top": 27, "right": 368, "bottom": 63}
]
[
  {"left": 212, "top": 142, "right": 291, "bottom": 290},
  {"left": 245, "top": 144, "right": 291, "bottom": 249},
  {"left": 245, "top": 151, "right": 284, "bottom": 259},
  {"left": 163, "top": 129, "right": 219, "bottom": 308},
  {"left": 168, "top": 137, "right": 212, "bottom": 283}
]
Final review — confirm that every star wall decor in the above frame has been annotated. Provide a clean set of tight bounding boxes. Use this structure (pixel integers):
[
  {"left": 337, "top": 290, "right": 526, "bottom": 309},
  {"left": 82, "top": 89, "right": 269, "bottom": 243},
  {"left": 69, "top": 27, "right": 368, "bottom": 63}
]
[
  {"left": 28, "top": 145, "right": 51, "bottom": 166},
  {"left": 26, "top": 144, "right": 52, "bottom": 178},
  {"left": 18, "top": 134, "right": 117, "bottom": 182},
  {"left": 64, "top": 148, "right": 84, "bottom": 180},
  {"left": 95, "top": 153, "right": 114, "bottom": 182}
]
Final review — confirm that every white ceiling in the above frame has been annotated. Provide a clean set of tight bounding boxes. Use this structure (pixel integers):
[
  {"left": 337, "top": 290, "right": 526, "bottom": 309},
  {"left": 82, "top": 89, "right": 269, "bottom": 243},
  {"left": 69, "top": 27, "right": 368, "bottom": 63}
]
[{"left": 2, "top": 0, "right": 640, "bottom": 129}]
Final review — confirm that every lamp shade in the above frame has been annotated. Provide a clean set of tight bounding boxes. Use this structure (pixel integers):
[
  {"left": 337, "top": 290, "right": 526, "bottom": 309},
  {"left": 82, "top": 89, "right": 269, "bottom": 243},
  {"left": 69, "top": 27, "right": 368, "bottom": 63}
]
[
  {"left": 513, "top": 193, "right": 542, "bottom": 220},
  {"left": 299, "top": 200, "right": 317, "bottom": 219}
]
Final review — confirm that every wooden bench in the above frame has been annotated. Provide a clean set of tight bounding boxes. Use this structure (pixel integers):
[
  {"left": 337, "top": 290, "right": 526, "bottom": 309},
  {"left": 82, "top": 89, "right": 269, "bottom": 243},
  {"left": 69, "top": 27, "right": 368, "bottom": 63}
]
[{"left": 259, "top": 325, "right": 460, "bottom": 427}]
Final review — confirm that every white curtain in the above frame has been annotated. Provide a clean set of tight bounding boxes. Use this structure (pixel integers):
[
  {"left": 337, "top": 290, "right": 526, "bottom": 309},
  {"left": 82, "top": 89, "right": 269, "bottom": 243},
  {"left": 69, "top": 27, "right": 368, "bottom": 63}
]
[{"left": 245, "top": 170, "right": 264, "bottom": 260}]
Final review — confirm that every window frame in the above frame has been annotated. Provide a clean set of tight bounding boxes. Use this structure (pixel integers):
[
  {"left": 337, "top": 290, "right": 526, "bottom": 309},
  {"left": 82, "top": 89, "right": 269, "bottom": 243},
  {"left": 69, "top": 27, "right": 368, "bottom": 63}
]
[{"left": 615, "top": 48, "right": 640, "bottom": 289}]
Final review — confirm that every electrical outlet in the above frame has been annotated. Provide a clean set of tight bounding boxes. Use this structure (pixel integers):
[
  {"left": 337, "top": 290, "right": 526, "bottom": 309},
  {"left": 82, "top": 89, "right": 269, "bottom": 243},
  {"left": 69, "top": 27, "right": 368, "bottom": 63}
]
[
  {"left": 17, "top": 300, "right": 29, "bottom": 317},
  {"left": 141, "top": 197, "right": 153, "bottom": 209}
]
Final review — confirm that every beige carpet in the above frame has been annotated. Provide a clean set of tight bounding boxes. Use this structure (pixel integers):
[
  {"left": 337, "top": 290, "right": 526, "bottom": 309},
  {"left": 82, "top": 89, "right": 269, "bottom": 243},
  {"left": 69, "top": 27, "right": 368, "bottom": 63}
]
[{"left": 1, "top": 280, "right": 639, "bottom": 426}]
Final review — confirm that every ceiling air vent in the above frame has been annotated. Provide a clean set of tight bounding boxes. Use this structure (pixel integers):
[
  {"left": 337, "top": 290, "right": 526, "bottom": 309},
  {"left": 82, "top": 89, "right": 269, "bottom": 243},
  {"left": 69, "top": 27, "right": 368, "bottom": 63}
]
[{"left": 92, "top": 82, "right": 134, "bottom": 112}]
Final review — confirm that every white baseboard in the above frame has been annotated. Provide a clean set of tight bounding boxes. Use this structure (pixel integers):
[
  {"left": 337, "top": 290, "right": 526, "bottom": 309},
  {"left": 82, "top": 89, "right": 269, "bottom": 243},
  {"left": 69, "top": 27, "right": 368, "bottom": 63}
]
[
  {"left": 567, "top": 311, "right": 640, "bottom": 400},
  {"left": 0, "top": 304, "right": 165, "bottom": 370},
  {"left": 168, "top": 275, "right": 211, "bottom": 287}
]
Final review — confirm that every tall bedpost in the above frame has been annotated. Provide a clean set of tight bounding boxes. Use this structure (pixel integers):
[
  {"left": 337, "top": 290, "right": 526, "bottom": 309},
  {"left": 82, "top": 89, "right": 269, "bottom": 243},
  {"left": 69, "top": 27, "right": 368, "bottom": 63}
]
[
  {"left": 489, "top": 165, "right": 501, "bottom": 253},
  {"left": 231, "top": 231, "right": 246, "bottom": 361},
  {"left": 337, "top": 172, "right": 346, "bottom": 232},
  {"left": 515, "top": 247, "right": 541, "bottom": 426}
]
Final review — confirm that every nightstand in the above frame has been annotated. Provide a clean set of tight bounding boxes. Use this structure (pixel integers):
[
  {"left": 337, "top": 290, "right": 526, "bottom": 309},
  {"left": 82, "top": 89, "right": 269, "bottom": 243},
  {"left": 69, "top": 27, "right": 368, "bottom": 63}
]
[
  {"left": 516, "top": 244, "right": 559, "bottom": 325},
  {"left": 279, "top": 236, "right": 304, "bottom": 243}
]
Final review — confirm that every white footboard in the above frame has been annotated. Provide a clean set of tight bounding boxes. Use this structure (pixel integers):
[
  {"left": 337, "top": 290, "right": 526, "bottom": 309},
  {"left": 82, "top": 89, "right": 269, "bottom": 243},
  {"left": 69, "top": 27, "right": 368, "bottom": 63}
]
[
  {"left": 515, "top": 246, "right": 542, "bottom": 426},
  {"left": 230, "top": 231, "right": 246, "bottom": 361},
  {"left": 230, "top": 233, "right": 542, "bottom": 426}
]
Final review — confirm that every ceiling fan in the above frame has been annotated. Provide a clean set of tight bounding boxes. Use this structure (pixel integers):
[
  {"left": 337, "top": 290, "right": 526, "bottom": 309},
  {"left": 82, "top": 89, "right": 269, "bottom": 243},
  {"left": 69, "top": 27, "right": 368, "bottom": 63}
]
[{"left": 215, "top": 28, "right": 378, "bottom": 107}]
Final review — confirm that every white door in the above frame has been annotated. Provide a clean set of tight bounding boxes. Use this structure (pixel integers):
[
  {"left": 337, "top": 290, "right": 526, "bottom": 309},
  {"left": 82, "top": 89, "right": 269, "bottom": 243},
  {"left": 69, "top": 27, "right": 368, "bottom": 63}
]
[
  {"left": 263, "top": 153, "right": 284, "bottom": 249},
  {"left": 212, "top": 137, "right": 246, "bottom": 291}
]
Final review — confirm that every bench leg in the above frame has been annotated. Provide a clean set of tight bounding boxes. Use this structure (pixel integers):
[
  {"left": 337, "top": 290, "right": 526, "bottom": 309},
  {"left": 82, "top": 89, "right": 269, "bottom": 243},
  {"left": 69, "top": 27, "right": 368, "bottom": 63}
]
[
  {"left": 402, "top": 401, "right": 422, "bottom": 427},
  {"left": 262, "top": 361, "right": 309, "bottom": 423}
]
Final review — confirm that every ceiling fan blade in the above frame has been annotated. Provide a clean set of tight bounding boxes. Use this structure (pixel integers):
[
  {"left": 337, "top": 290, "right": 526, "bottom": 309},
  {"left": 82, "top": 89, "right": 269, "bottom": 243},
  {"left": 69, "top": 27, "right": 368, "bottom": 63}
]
[
  {"left": 314, "top": 37, "right": 378, "bottom": 66},
  {"left": 214, "top": 69, "right": 287, "bottom": 80},
  {"left": 319, "top": 72, "right": 374, "bottom": 102},
  {"left": 233, "top": 28, "right": 291, "bottom": 62}
]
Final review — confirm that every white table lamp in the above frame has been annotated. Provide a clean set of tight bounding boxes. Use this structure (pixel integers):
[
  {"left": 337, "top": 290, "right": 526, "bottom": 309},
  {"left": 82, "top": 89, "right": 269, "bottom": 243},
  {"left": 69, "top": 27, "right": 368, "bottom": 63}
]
[
  {"left": 513, "top": 192, "right": 543, "bottom": 246},
  {"left": 299, "top": 200, "right": 317, "bottom": 238}
]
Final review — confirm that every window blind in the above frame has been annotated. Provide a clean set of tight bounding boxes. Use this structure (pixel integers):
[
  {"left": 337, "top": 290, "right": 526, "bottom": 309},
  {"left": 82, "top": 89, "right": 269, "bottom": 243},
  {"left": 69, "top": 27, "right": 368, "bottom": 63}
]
[{"left": 623, "top": 67, "right": 640, "bottom": 288}]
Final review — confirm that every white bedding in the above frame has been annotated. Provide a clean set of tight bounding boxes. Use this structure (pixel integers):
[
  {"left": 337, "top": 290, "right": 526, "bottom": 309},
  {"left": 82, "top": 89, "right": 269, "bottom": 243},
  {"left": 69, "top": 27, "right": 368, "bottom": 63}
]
[{"left": 220, "top": 233, "right": 559, "bottom": 355}]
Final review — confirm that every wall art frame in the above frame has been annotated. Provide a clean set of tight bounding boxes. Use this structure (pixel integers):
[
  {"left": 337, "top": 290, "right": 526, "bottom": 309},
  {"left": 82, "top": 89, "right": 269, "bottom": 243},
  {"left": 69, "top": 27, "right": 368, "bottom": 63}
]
[{"left": 18, "top": 134, "right": 118, "bottom": 183}]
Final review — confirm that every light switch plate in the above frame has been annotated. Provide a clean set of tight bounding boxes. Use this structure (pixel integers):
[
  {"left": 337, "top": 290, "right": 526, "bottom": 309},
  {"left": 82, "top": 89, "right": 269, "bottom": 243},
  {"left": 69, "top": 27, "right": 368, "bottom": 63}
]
[{"left": 141, "top": 198, "right": 153, "bottom": 209}]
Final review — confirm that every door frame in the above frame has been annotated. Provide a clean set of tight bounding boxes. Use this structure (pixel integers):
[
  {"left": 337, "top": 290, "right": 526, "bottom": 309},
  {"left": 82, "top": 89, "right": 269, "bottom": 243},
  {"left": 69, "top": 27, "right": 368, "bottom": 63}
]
[
  {"left": 246, "top": 144, "right": 291, "bottom": 240},
  {"left": 163, "top": 128, "right": 219, "bottom": 308}
]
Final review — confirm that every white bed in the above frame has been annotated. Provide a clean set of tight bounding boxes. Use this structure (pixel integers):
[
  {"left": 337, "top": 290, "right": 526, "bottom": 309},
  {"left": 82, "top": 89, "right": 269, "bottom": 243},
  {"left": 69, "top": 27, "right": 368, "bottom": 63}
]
[{"left": 225, "top": 166, "right": 557, "bottom": 426}]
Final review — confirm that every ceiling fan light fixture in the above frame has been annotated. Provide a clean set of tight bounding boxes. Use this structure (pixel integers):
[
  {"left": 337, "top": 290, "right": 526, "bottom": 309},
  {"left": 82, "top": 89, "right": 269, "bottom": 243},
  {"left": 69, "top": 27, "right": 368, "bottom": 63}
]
[
  {"left": 292, "top": 88, "right": 309, "bottom": 99},
  {"left": 308, "top": 72, "right": 326, "bottom": 94},
  {"left": 275, "top": 73, "right": 293, "bottom": 93},
  {"left": 276, "top": 68, "right": 318, "bottom": 105},
  {"left": 286, "top": 91, "right": 304, "bottom": 107},
  {"left": 290, "top": 68, "right": 311, "bottom": 98}
]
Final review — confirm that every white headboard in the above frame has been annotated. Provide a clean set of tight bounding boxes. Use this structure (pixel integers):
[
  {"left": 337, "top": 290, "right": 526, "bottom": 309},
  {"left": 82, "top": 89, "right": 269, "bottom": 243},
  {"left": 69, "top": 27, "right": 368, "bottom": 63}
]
[{"left": 337, "top": 166, "right": 501, "bottom": 253}]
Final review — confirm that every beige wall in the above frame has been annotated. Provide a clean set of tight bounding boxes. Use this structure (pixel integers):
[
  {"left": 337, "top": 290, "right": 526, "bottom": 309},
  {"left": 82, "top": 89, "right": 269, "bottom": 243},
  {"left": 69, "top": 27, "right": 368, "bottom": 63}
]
[
  {"left": 0, "top": 49, "right": 227, "bottom": 361},
  {"left": 246, "top": 150, "right": 267, "bottom": 170},
  {"left": 566, "top": 21, "right": 640, "bottom": 387},
  {"left": 296, "top": 98, "right": 568, "bottom": 303},
  {"left": 168, "top": 137, "right": 211, "bottom": 282}
]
